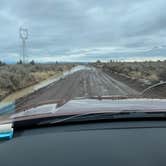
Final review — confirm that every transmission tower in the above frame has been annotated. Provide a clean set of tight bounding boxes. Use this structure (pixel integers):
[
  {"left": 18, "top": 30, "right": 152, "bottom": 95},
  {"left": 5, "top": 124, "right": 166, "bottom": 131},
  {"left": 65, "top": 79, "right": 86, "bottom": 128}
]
[{"left": 19, "top": 27, "right": 28, "bottom": 63}]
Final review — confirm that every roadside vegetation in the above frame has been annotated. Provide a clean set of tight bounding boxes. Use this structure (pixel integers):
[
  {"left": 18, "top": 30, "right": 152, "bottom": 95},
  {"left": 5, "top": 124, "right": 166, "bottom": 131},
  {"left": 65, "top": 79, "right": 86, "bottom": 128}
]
[
  {"left": 0, "top": 62, "right": 75, "bottom": 101},
  {"left": 93, "top": 60, "right": 166, "bottom": 90}
]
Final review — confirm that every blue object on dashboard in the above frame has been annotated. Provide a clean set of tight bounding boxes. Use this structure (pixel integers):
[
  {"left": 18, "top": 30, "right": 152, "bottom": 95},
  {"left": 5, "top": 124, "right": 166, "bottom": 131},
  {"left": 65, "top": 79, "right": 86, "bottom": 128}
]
[
  {"left": 0, "top": 123, "right": 14, "bottom": 140},
  {"left": 0, "top": 131, "right": 13, "bottom": 140}
]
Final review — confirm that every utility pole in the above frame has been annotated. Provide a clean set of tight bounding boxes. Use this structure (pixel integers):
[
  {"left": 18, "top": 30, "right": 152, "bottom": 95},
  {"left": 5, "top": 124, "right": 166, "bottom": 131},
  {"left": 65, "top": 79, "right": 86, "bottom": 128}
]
[{"left": 19, "top": 27, "right": 28, "bottom": 63}]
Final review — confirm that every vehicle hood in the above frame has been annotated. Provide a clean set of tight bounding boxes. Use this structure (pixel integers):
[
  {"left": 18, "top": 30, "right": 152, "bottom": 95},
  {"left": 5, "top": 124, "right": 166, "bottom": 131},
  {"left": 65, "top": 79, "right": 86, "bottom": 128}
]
[{"left": 6, "top": 98, "right": 166, "bottom": 123}]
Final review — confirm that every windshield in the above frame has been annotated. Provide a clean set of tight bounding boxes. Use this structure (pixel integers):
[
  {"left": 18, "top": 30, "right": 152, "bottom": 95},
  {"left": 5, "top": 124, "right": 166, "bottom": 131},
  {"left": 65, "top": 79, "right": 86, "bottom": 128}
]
[{"left": 0, "top": 0, "right": 166, "bottom": 120}]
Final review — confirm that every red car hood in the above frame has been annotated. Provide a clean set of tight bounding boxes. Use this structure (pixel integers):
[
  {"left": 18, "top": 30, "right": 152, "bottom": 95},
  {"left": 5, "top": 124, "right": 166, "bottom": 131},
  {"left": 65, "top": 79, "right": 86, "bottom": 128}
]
[{"left": 7, "top": 98, "right": 166, "bottom": 123}]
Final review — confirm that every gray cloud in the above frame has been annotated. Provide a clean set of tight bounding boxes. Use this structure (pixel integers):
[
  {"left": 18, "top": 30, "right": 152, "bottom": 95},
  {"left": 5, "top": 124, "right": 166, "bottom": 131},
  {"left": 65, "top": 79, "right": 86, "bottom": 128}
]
[{"left": 0, "top": 0, "right": 166, "bottom": 62}]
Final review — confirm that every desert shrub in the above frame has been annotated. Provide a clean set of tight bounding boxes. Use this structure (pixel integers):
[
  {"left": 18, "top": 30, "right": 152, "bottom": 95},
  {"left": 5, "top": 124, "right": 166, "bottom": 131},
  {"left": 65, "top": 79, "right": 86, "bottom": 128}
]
[
  {"left": 93, "top": 61, "right": 166, "bottom": 83},
  {"left": 158, "top": 69, "right": 166, "bottom": 81},
  {"left": 0, "top": 63, "right": 74, "bottom": 100}
]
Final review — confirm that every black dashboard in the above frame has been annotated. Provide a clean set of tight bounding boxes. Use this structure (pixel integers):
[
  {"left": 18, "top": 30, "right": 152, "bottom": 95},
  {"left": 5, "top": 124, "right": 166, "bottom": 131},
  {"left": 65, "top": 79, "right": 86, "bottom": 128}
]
[{"left": 1, "top": 121, "right": 166, "bottom": 166}]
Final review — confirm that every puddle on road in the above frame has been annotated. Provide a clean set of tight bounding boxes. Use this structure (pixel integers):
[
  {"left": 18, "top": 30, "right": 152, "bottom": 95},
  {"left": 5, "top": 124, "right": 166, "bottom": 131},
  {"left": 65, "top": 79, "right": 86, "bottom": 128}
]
[{"left": 0, "top": 65, "right": 90, "bottom": 105}]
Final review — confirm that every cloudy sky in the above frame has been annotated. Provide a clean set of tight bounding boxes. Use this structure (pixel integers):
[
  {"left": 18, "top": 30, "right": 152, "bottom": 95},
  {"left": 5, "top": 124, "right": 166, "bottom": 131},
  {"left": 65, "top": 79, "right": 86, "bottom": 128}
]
[{"left": 0, "top": 0, "right": 166, "bottom": 63}]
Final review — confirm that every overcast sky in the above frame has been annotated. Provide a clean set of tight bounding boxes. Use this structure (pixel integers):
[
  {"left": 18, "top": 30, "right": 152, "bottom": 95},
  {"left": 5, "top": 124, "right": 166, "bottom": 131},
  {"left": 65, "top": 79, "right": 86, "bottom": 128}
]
[{"left": 0, "top": 0, "right": 166, "bottom": 63}]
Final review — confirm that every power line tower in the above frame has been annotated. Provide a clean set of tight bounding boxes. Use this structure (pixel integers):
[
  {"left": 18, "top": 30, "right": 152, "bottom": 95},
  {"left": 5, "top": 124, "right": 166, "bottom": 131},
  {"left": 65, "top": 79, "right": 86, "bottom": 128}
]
[{"left": 19, "top": 27, "right": 28, "bottom": 63}]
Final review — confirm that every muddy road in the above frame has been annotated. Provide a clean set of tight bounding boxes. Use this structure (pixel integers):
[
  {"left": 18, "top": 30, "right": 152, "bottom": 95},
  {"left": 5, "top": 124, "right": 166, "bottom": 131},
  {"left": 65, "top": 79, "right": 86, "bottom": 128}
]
[{"left": 15, "top": 66, "right": 139, "bottom": 110}]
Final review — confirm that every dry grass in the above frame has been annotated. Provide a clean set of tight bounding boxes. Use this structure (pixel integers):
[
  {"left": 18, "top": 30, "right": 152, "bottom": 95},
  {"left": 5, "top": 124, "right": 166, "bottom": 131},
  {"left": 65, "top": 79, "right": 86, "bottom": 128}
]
[
  {"left": 0, "top": 63, "right": 75, "bottom": 100},
  {"left": 93, "top": 60, "right": 166, "bottom": 86},
  {"left": 30, "top": 71, "right": 58, "bottom": 81}
]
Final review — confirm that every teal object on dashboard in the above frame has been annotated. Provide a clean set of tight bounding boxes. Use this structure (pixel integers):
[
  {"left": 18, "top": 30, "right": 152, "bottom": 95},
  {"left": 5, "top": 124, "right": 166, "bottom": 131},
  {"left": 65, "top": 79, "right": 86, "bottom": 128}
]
[
  {"left": 0, "top": 131, "right": 13, "bottom": 140},
  {"left": 0, "top": 123, "right": 13, "bottom": 140}
]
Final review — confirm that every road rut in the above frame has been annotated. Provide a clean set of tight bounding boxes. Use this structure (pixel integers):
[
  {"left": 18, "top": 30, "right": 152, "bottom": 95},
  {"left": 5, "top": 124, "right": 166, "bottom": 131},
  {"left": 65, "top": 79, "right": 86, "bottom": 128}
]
[{"left": 16, "top": 67, "right": 139, "bottom": 109}]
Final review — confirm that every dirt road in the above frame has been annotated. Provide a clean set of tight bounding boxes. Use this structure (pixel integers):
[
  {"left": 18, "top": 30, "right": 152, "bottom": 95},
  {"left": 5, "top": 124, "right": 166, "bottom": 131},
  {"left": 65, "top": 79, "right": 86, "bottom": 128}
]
[{"left": 16, "top": 67, "right": 139, "bottom": 109}]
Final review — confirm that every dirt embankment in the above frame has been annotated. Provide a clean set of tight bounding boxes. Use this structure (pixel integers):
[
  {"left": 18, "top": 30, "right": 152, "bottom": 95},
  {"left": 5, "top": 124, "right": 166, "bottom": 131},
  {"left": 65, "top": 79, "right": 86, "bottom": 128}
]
[
  {"left": 92, "top": 61, "right": 166, "bottom": 98},
  {"left": 0, "top": 63, "right": 75, "bottom": 101},
  {"left": 103, "top": 68, "right": 148, "bottom": 92}
]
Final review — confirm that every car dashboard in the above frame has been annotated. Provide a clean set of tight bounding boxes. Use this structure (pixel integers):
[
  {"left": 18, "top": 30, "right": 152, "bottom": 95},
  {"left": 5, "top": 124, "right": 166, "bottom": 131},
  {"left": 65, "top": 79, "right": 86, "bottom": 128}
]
[{"left": 0, "top": 120, "right": 166, "bottom": 166}]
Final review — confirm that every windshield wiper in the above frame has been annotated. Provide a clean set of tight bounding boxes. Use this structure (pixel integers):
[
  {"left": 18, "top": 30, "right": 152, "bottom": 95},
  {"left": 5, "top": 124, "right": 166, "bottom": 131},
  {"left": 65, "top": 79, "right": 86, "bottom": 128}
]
[
  {"left": 40, "top": 111, "right": 166, "bottom": 125},
  {"left": 13, "top": 111, "right": 166, "bottom": 129}
]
